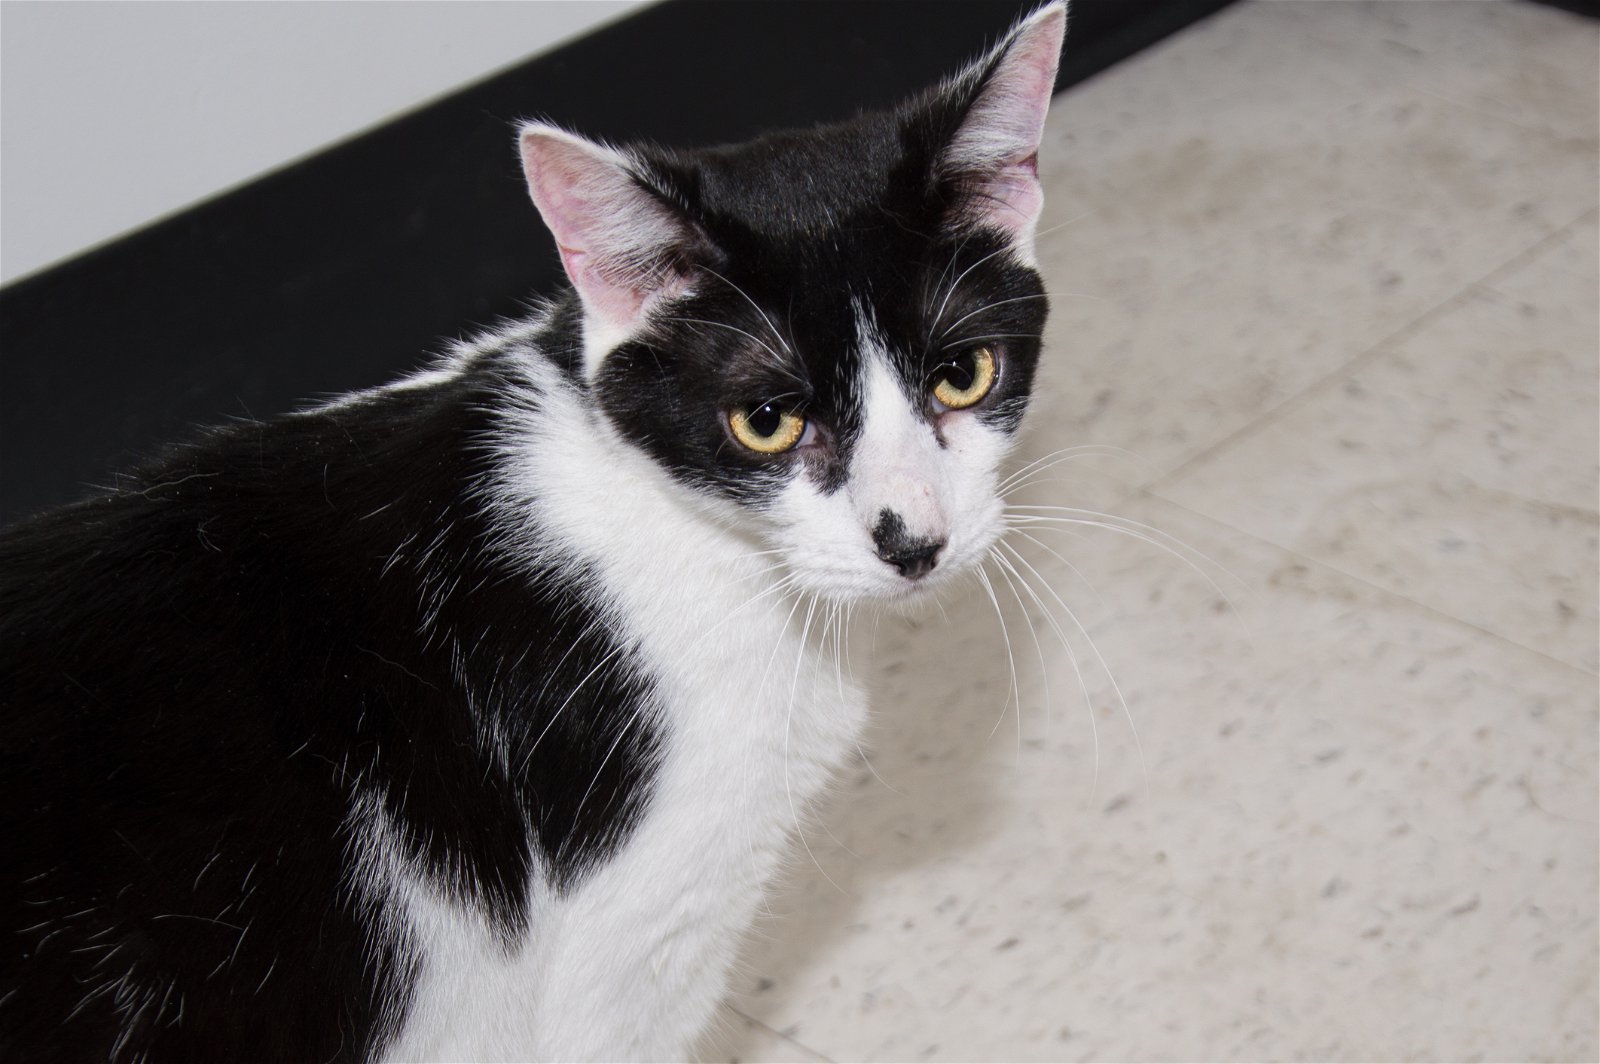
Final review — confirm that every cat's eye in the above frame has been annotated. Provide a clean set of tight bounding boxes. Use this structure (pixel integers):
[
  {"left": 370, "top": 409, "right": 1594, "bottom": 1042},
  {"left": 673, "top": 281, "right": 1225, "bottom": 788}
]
[
  {"left": 931, "top": 345, "right": 998, "bottom": 411},
  {"left": 728, "top": 402, "right": 808, "bottom": 454}
]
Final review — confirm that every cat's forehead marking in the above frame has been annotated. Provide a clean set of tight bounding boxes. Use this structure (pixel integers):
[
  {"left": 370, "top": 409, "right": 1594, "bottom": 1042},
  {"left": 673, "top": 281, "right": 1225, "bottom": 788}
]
[
  {"left": 849, "top": 294, "right": 881, "bottom": 357},
  {"left": 848, "top": 294, "right": 909, "bottom": 399},
  {"left": 847, "top": 304, "right": 938, "bottom": 473}
]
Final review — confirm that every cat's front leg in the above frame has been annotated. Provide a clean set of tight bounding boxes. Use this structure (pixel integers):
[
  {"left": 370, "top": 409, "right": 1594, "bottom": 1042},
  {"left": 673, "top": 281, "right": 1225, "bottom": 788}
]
[{"left": 525, "top": 836, "right": 786, "bottom": 1059}]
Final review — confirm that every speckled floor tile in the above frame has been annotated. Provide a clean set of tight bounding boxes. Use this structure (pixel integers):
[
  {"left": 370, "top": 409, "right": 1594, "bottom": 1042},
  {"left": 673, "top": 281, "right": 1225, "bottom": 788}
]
[
  {"left": 714, "top": 496, "right": 1597, "bottom": 1063},
  {"left": 1158, "top": 213, "right": 1599, "bottom": 671},
  {"left": 1028, "top": 0, "right": 1598, "bottom": 485},
  {"left": 700, "top": 1006, "right": 831, "bottom": 1064}
]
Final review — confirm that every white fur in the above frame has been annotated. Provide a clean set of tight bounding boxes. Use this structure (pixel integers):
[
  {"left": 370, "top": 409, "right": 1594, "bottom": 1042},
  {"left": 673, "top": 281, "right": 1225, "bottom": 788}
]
[
  {"left": 296, "top": 362, "right": 465, "bottom": 414},
  {"left": 358, "top": 303, "right": 1019, "bottom": 1059},
  {"left": 299, "top": 314, "right": 553, "bottom": 415},
  {"left": 370, "top": 350, "right": 866, "bottom": 1061}
]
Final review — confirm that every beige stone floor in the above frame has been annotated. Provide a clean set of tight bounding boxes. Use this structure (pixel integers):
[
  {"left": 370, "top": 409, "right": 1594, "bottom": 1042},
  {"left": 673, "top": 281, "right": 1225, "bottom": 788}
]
[{"left": 709, "top": 2, "right": 1599, "bottom": 1061}]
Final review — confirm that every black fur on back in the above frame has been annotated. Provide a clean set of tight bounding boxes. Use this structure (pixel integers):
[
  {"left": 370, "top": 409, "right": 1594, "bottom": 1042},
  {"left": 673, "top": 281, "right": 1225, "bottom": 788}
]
[{"left": 0, "top": 331, "right": 660, "bottom": 1060}]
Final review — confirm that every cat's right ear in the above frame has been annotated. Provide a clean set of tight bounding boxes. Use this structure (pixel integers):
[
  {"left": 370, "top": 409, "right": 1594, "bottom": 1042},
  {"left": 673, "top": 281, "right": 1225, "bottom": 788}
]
[
  {"left": 519, "top": 124, "right": 704, "bottom": 350},
  {"left": 938, "top": 1, "right": 1066, "bottom": 259}
]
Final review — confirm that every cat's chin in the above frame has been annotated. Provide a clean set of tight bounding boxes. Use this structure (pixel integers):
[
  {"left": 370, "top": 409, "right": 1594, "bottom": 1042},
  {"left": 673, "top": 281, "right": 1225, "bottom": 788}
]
[
  {"left": 781, "top": 563, "right": 964, "bottom": 612},
  {"left": 874, "top": 575, "right": 956, "bottom": 613}
]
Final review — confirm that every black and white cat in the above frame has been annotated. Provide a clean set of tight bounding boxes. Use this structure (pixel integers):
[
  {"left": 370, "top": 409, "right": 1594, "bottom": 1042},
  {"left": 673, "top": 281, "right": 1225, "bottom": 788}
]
[{"left": 0, "top": 4, "right": 1066, "bottom": 1059}]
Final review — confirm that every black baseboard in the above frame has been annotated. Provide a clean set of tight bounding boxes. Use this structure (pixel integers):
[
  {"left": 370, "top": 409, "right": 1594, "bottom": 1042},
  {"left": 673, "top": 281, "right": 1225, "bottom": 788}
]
[
  {"left": 0, "top": 0, "right": 1235, "bottom": 525},
  {"left": 1528, "top": 0, "right": 1600, "bottom": 18}
]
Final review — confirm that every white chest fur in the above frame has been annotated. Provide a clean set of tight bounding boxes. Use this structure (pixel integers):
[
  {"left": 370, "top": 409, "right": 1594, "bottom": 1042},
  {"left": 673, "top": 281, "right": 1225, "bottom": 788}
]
[{"left": 376, "top": 366, "right": 868, "bottom": 1062}]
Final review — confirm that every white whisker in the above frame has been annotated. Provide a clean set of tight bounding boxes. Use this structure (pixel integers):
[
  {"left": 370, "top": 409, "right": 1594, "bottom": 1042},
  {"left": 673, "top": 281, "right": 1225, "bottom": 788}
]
[
  {"left": 667, "top": 316, "right": 787, "bottom": 365},
  {"left": 1004, "top": 505, "right": 1249, "bottom": 637},
  {"left": 974, "top": 565, "right": 1022, "bottom": 759},
  {"left": 783, "top": 595, "right": 848, "bottom": 895},
  {"left": 938, "top": 293, "right": 1051, "bottom": 342},
  {"left": 930, "top": 242, "right": 1017, "bottom": 338},
  {"left": 986, "top": 549, "right": 1052, "bottom": 751},
  {"left": 696, "top": 266, "right": 794, "bottom": 358},
  {"left": 941, "top": 333, "right": 1039, "bottom": 351},
  {"left": 518, "top": 639, "right": 630, "bottom": 776},
  {"left": 1030, "top": 205, "right": 1103, "bottom": 244},
  {"left": 836, "top": 602, "right": 899, "bottom": 796},
  {"left": 999, "top": 444, "right": 1143, "bottom": 493},
  {"left": 1004, "top": 528, "right": 1109, "bottom": 616},
  {"left": 999, "top": 539, "right": 1147, "bottom": 787},
  {"left": 814, "top": 603, "right": 863, "bottom": 861},
  {"left": 754, "top": 584, "right": 808, "bottom": 706},
  {"left": 989, "top": 543, "right": 1100, "bottom": 793}
]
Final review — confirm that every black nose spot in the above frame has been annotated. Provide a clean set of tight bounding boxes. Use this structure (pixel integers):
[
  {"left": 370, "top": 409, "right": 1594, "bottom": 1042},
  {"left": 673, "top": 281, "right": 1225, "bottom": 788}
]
[
  {"left": 871, "top": 509, "right": 906, "bottom": 554},
  {"left": 872, "top": 509, "right": 944, "bottom": 581}
]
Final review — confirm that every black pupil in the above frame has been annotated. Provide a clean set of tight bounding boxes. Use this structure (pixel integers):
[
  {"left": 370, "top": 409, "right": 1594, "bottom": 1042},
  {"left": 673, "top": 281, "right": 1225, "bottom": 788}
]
[
  {"left": 747, "top": 403, "right": 784, "bottom": 438},
  {"left": 943, "top": 352, "right": 977, "bottom": 391}
]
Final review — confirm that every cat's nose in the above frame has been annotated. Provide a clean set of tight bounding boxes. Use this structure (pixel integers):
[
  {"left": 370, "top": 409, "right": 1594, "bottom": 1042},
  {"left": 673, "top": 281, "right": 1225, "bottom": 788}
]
[
  {"left": 872, "top": 509, "right": 945, "bottom": 580},
  {"left": 878, "top": 539, "right": 944, "bottom": 580}
]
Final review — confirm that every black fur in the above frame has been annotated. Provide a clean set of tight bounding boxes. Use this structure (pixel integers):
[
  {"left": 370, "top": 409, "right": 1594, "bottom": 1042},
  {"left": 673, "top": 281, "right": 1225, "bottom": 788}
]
[
  {"left": 1, "top": 347, "right": 661, "bottom": 1060},
  {"left": 0, "top": 24, "right": 1048, "bottom": 1061}
]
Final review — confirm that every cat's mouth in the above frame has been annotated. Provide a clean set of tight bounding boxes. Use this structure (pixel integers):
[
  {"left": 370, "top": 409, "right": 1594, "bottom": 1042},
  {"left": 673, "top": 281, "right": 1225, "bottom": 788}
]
[
  {"left": 836, "top": 539, "right": 985, "bottom": 606},
  {"left": 882, "top": 570, "right": 955, "bottom": 606}
]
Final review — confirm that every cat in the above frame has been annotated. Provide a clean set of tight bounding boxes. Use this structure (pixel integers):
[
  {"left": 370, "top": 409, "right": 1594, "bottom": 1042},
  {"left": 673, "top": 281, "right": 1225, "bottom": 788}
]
[{"left": 0, "top": 3, "right": 1066, "bottom": 1059}]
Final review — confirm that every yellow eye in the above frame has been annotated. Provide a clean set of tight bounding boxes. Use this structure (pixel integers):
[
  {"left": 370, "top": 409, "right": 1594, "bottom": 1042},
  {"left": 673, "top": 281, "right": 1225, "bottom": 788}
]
[
  {"left": 729, "top": 402, "right": 807, "bottom": 454},
  {"left": 932, "top": 345, "right": 997, "bottom": 410}
]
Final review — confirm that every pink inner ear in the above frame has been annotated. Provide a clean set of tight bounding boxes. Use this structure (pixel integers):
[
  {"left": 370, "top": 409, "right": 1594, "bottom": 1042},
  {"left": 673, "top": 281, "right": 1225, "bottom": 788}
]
[
  {"left": 554, "top": 243, "right": 647, "bottom": 327},
  {"left": 982, "top": 164, "right": 1045, "bottom": 232},
  {"left": 519, "top": 127, "right": 685, "bottom": 333},
  {"left": 556, "top": 244, "right": 587, "bottom": 285},
  {"left": 1000, "top": 23, "right": 1062, "bottom": 158},
  {"left": 943, "top": 5, "right": 1063, "bottom": 239},
  {"left": 520, "top": 136, "right": 613, "bottom": 277}
]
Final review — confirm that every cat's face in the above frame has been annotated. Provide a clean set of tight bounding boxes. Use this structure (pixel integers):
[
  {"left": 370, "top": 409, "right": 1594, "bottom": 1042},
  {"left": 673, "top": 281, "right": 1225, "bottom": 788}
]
[
  {"left": 520, "top": 4, "right": 1064, "bottom": 604},
  {"left": 595, "top": 221, "right": 1046, "bottom": 603}
]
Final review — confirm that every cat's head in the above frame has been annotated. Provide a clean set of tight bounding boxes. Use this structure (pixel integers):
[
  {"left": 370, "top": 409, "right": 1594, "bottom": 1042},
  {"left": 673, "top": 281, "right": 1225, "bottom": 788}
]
[{"left": 519, "top": 3, "right": 1064, "bottom": 603}]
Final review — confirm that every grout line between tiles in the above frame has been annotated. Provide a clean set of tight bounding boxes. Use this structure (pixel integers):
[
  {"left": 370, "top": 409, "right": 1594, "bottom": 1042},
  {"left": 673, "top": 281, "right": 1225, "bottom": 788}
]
[
  {"left": 1142, "top": 206, "right": 1600, "bottom": 497},
  {"left": 1407, "top": 84, "right": 1583, "bottom": 143},
  {"left": 1138, "top": 487, "right": 1600, "bottom": 680},
  {"left": 724, "top": 1005, "right": 837, "bottom": 1064}
]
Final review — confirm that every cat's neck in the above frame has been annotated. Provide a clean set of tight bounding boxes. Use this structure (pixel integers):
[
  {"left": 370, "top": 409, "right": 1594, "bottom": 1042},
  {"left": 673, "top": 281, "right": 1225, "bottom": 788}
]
[{"left": 489, "top": 353, "right": 759, "bottom": 583}]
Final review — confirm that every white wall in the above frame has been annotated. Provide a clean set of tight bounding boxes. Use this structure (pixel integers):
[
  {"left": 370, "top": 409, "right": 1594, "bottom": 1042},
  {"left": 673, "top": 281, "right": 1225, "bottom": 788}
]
[{"left": 0, "top": 0, "right": 651, "bottom": 285}]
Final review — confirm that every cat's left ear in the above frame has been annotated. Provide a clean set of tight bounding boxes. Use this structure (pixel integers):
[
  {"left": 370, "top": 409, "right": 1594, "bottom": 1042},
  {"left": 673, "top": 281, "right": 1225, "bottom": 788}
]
[
  {"left": 940, "top": 1, "right": 1067, "bottom": 257},
  {"left": 519, "top": 124, "right": 709, "bottom": 354}
]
